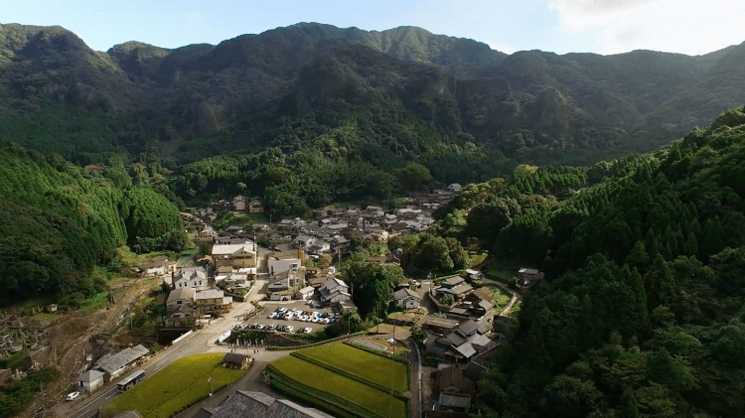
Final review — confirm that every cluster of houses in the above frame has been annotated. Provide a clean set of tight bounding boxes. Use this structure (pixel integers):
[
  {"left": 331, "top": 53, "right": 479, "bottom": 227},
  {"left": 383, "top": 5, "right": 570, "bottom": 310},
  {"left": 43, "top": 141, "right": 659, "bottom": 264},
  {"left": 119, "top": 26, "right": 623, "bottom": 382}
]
[
  {"left": 76, "top": 344, "right": 150, "bottom": 393},
  {"left": 163, "top": 238, "right": 260, "bottom": 328},
  {"left": 278, "top": 203, "right": 437, "bottom": 256}
]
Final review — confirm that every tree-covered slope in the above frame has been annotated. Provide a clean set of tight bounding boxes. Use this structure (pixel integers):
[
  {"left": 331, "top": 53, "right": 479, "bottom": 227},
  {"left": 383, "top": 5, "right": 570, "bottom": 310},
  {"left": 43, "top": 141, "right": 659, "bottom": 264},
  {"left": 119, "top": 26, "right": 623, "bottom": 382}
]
[
  {"left": 434, "top": 107, "right": 745, "bottom": 418},
  {"left": 0, "top": 139, "right": 183, "bottom": 306}
]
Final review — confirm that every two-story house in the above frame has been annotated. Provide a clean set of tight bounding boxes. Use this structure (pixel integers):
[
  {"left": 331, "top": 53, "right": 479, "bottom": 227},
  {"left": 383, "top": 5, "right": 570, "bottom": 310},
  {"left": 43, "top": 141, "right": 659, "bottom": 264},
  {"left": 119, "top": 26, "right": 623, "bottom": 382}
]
[
  {"left": 268, "top": 258, "right": 302, "bottom": 277},
  {"left": 318, "top": 278, "right": 352, "bottom": 305},
  {"left": 267, "top": 268, "right": 306, "bottom": 292},
  {"left": 195, "top": 289, "right": 233, "bottom": 315},
  {"left": 212, "top": 241, "right": 257, "bottom": 273},
  {"left": 248, "top": 197, "right": 264, "bottom": 214},
  {"left": 172, "top": 267, "right": 209, "bottom": 290},
  {"left": 165, "top": 287, "right": 197, "bottom": 327},
  {"left": 232, "top": 195, "right": 247, "bottom": 212}
]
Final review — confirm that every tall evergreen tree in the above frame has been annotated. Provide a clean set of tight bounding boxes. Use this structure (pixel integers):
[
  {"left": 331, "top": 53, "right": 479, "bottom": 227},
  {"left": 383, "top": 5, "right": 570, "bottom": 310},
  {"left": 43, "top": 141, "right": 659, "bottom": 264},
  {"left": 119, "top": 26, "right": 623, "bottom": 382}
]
[
  {"left": 645, "top": 229, "right": 660, "bottom": 257},
  {"left": 684, "top": 232, "right": 699, "bottom": 257}
]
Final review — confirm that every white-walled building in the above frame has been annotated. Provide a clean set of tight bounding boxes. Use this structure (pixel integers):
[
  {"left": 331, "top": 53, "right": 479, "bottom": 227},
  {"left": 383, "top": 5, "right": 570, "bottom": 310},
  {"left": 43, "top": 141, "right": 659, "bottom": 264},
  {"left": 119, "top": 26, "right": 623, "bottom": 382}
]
[
  {"left": 172, "top": 267, "right": 209, "bottom": 290},
  {"left": 268, "top": 258, "right": 302, "bottom": 277}
]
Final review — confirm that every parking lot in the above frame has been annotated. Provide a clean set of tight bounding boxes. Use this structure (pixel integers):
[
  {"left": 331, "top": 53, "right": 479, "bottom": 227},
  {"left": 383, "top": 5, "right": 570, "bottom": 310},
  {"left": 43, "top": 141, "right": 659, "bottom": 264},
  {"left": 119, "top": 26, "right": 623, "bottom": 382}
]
[{"left": 238, "top": 300, "right": 337, "bottom": 334}]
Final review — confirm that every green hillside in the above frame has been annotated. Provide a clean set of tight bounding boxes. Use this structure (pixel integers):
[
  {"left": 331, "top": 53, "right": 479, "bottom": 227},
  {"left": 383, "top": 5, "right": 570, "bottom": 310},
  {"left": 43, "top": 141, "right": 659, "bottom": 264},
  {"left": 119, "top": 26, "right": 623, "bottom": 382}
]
[
  {"left": 0, "top": 139, "right": 183, "bottom": 306},
  {"left": 431, "top": 107, "right": 745, "bottom": 418}
]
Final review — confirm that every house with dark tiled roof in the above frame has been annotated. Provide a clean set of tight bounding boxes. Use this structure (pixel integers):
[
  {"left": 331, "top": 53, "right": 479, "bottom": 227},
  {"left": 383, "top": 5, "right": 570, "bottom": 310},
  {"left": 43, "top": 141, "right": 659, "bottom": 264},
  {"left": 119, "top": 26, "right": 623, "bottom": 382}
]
[
  {"left": 424, "top": 320, "right": 497, "bottom": 362},
  {"left": 394, "top": 288, "right": 421, "bottom": 309},
  {"left": 192, "top": 390, "right": 334, "bottom": 418}
]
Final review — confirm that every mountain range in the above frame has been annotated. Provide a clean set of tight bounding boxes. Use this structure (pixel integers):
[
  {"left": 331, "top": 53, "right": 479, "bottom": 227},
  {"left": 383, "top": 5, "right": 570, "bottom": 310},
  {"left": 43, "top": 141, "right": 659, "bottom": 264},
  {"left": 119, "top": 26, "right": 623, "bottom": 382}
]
[{"left": 2, "top": 21, "right": 745, "bottom": 160}]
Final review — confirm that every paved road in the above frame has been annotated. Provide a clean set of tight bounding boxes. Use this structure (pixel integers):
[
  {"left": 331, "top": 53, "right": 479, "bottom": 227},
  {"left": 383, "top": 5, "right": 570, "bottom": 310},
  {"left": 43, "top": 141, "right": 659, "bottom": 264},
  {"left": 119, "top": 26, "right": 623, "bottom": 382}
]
[{"left": 60, "top": 274, "right": 271, "bottom": 418}]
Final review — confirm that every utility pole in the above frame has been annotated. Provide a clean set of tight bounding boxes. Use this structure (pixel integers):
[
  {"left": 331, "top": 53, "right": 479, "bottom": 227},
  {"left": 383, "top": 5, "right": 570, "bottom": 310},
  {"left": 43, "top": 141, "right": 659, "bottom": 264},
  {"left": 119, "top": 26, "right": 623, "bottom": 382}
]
[{"left": 389, "top": 324, "right": 395, "bottom": 418}]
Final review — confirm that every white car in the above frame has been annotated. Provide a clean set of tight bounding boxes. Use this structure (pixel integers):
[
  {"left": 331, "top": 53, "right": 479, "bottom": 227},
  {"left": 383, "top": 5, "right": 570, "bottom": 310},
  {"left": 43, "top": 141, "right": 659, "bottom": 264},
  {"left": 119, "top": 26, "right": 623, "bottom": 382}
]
[
  {"left": 285, "top": 313, "right": 294, "bottom": 320},
  {"left": 279, "top": 307, "right": 288, "bottom": 313},
  {"left": 256, "top": 324, "right": 266, "bottom": 330},
  {"left": 304, "top": 327, "right": 312, "bottom": 333},
  {"left": 66, "top": 391, "right": 81, "bottom": 401},
  {"left": 285, "top": 325, "right": 294, "bottom": 332}
]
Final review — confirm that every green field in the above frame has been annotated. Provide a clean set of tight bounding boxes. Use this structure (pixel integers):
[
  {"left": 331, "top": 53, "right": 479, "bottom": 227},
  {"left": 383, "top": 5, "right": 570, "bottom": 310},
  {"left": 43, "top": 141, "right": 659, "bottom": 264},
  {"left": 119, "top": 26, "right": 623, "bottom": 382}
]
[
  {"left": 268, "top": 355, "right": 407, "bottom": 418},
  {"left": 100, "top": 354, "right": 246, "bottom": 418},
  {"left": 293, "top": 344, "right": 409, "bottom": 394}
]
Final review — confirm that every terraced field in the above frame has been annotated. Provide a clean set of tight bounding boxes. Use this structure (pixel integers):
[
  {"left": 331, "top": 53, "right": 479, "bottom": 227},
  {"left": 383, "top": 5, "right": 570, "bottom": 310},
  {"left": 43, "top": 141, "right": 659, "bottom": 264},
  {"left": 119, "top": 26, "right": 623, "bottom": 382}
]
[
  {"left": 100, "top": 354, "right": 246, "bottom": 418},
  {"left": 266, "top": 344, "right": 409, "bottom": 418},
  {"left": 293, "top": 343, "right": 409, "bottom": 394}
]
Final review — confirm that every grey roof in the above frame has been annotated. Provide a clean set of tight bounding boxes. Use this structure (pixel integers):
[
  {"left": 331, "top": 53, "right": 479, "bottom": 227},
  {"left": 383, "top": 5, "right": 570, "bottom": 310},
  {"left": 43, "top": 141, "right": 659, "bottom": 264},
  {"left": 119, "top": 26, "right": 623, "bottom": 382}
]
[
  {"left": 468, "top": 333, "right": 494, "bottom": 350},
  {"left": 453, "top": 342, "right": 477, "bottom": 358},
  {"left": 196, "top": 289, "right": 225, "bottom": 300},
  {"left": 439, "top": 392, "right": 471, "bottom": 409},
  {"left": 95, "top": 345, "right": 149, "bottom": 374},
  {"left": 425, "top": 316, "right": 459, "bottom": 329},
  {"left": 442, "top": 276, "right": 466, "bottom": 286},
  {"left": 442, "top": 284, "right": 473, "bottom": 296},
  {"left": 210, "top": 390, "right": 334, "bottom": 418},
  {"left": 191, "top": 407, "right": 216, "bottom": 418},
  {"left": 167, "top": 287, "right": 196, "bottom": 304},
  {"left": 394, "top": 288, "right": 421, "bottom": 301},
  {"left": 77, "top": 369, "right": 105, "bottom": 382},
  {"left": 457, "top": 320, "right": 479, "bottom": 336}
]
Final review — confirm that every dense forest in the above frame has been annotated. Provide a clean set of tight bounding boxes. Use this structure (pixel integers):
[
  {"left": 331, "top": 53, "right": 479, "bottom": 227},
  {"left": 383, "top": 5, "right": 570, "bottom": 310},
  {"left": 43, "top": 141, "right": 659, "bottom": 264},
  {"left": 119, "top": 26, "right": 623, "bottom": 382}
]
[
  {"left": 0, "top": 138, "right": 184, "bottom": 306},
  {"left": 429, "top": 107, "right": 745, "bottom": 418}
]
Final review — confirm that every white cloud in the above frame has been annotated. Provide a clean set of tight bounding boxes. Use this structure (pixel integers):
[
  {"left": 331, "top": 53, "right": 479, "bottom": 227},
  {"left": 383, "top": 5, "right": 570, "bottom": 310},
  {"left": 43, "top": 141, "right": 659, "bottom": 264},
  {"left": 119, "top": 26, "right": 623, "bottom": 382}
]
[
  {"left": 183, "top": 11, "right": 214, "bottom": 33},
  {"left": 548, "top": 0, "right": 745, "bottom": 55},
  {"left": 485, "top": 41, "right": 519, "bottom": 54}
]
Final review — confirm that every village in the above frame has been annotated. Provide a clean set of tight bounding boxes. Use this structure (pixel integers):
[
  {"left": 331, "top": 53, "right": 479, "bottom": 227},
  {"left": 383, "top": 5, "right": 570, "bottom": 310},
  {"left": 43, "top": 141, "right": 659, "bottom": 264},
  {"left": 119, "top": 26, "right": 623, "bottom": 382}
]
[{"left": 2, "top": 182, "right": 543, "bottom": 418}]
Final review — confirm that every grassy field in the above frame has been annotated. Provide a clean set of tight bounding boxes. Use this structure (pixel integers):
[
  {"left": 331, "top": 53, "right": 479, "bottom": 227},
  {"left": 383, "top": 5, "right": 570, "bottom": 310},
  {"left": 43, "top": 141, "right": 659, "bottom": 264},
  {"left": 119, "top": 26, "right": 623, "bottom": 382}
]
[
  {"left": 293, "top": 344, "right": 409, "bottom": 394},
  {"left": 267, "top": 355, "right": 407, "bottom": 418},
  {"left": 100, "top": 354, "right": 246, "bottom": 418},
  {"left": 490, "top": 286, "right": 513, "bottom": 309}
]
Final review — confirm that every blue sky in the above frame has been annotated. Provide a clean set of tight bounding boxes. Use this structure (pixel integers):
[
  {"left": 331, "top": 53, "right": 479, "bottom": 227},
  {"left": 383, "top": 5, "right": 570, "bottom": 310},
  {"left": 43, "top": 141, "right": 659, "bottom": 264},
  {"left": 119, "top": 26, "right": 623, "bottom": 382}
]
[{"left": 3, "top": 0, "right": 744, "bottom": 56}]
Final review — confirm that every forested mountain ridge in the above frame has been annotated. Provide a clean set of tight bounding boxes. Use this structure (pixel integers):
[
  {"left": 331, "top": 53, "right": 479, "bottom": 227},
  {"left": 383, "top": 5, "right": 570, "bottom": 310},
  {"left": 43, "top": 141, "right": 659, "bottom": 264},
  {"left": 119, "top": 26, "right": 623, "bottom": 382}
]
[
  {"left": 0, "top": 139, "right": 185, "bottom": 306},
  {"left": 430, "top": 106, "right": 745, "bottom": 418},
  {"left": 3, "top": 21, "right": 745, "bottom": 167}
]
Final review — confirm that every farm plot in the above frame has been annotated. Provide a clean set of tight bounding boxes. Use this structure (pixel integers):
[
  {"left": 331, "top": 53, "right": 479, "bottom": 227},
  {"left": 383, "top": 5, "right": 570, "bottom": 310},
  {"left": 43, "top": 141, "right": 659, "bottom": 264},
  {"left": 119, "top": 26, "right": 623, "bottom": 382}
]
[
  {"left": 100, "top": 354, "right": 246, "bottom": 418},
  {"left": 267, "top": 346, "right": 408, "bottom": 418},
  {"left": 293, "top": 343, "right": 409, "bottom": 394}
]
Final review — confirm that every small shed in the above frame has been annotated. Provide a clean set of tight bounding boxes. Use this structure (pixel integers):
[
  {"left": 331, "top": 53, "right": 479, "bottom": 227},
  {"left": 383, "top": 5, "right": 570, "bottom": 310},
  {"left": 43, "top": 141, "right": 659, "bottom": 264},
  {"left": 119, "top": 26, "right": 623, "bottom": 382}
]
[
  {"left": 295, "top": 286, "right": 315, "bottom": 301},
  {"left": 77, "top": 369, "right": 105, "bottom": 392},
  {"left": 222, "top": 353, "right": 250, "bottom": 370}
]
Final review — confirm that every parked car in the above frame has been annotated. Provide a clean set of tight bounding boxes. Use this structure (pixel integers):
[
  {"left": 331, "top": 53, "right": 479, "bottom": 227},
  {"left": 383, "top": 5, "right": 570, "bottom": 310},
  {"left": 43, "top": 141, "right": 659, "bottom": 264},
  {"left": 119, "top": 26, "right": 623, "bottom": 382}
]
[
  {"left": 256, "top": 323, "right": 266, "bottom": 330},
  {"left": 268, "top": 324, "right": 277, "bottom": 331},
  {"left": 279, "top": 307, "right": 288, "bottom": 313},
  {"left": 285, "top": 325, "right": 294, "bottom": 332},
  {"left": 285, "top": 313, "right": 294, "bottom": 320},
  {"left": 66, "top": 391, "right": 81, "bottom": 401},
  {"left": 304, "top": 327, "right": 312, "bottom": 333}
]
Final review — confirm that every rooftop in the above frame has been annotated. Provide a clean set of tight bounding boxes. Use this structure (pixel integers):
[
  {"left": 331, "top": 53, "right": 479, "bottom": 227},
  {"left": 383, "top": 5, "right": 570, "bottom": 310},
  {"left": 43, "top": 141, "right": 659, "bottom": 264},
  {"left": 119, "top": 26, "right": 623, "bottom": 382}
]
[
  {"left": 207, "top": 390, "right": 334, "bottom": 418},
  {"left": 77, "top": 369, "right": 105, "bottom": 382},
  {"left": 95, "top": 345, "right": 149, "bottom": 374},
  {"left": 167, "top": 287, "right": 196, "bottom": 304},
  {"left": 439, "top": 392, "right": 472, "bottom": 409},
  {"left": 212, "top": 242, "right": 256, "bottom": 256},
  {"left": 196, "top": 289, "right": 225, "bottom": 300}
]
